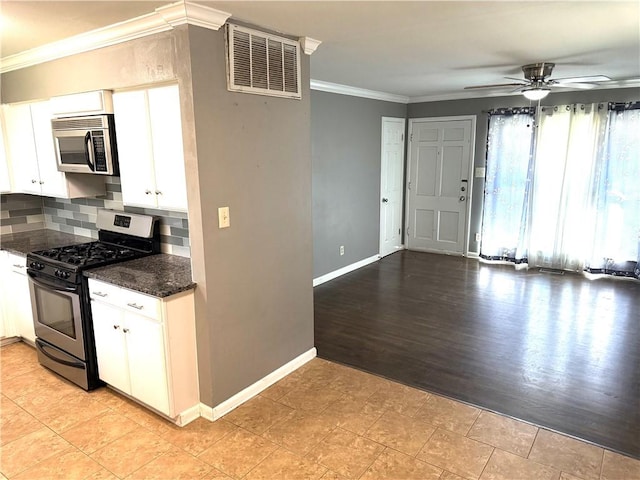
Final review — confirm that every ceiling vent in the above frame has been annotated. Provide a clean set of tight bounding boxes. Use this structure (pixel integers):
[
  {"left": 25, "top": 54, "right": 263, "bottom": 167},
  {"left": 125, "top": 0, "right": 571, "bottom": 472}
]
[{"left": 226, "top": 24, "right": 301, "bottom": 99}]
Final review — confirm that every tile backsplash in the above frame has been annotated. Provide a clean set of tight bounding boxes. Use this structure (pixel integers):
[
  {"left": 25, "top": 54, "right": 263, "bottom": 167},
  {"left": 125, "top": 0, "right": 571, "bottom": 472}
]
[
  {"left": 0, "top": 194, "right": 46, "bottom": 234},
  {"left": 1, "top": 177, "right": 190, "bottom": 257}
]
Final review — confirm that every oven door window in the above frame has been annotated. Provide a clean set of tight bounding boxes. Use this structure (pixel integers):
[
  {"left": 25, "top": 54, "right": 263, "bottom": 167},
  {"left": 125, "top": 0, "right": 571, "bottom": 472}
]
[
  {"left": 33, "top": 286, "right": 77, "bottom": 338},
  {"left": 57, "top": 136, "right": 88, "bottom": 165}
]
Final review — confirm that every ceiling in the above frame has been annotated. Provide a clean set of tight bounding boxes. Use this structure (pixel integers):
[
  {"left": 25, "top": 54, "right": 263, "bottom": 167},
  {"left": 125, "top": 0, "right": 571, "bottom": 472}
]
[{"left": 1, "top": 1, "right": 639, "bottom": 101}]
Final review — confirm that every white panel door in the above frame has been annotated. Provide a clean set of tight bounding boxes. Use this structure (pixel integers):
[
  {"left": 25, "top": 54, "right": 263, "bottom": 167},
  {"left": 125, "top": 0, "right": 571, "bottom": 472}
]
[
  {"left": 379, "top": 117, "right": 405, "bottom": 257},
  {"left": 148, "top": 85, "right": 188, "bottom": 211},
  {"left": 113, "top": 90, "right": 156, "bottom": 208},
  {"left": 407, "top": 119, "right": 473, "bottom": 254},
  {"left": 0, "top": 114, "right": 11, "bottom": 193}
]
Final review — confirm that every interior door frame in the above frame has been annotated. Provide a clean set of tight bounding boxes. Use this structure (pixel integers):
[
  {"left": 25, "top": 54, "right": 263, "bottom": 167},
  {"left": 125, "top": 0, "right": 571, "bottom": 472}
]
[
  {"left": 379, "top": 116, "right": 406, "bottom": 258},
  {"left": 405, "top": 115, "right": 477, "bottom": 256}
]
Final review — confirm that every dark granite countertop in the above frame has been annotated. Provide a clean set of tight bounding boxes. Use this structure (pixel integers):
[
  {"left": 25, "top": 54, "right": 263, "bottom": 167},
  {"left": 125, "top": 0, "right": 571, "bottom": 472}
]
[
  {"left": 84, "top": 254, "right": 195, "bottom": 298},
  {"left": 0, "top": 229, "right": 94, "bottom": 256}
]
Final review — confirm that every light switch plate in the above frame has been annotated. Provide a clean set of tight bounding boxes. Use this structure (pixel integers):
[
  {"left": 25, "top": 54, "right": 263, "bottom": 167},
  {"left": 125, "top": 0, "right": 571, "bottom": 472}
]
[{"left": 218, "top": 207, "right": 230, "bottom": 228}]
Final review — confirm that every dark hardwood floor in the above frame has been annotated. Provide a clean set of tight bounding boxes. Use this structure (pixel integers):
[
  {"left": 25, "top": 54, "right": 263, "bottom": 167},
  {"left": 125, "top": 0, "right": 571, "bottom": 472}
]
[{"left": 314, "top": 250, "right": 640, "bottom": 459}]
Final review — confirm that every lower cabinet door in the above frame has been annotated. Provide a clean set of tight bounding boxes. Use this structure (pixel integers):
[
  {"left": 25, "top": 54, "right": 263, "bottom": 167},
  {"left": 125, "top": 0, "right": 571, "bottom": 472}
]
[
  {"left": 124, "top": 312, "right": 171, "bottom": 415},
  {"left": 91, "top": 302, "right": 131, "bottom": 394},
  {"left": 11, "top": 270, "right": 35, "bottom": 342}
]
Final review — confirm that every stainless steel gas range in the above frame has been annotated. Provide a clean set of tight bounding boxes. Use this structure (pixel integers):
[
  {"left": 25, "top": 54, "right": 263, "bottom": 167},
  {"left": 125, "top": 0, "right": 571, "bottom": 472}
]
[{"left": 26, "top": 209, "right": 160, "bottom": 390}]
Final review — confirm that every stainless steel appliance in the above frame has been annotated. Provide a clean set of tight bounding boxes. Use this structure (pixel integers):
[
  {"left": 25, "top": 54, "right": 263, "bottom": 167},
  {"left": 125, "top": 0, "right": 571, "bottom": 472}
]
[
  {"left": 52, "top": 114, "right": 119, "bottom": 175},
  {"left": 27, "top": 210, "right": 159, "bottom": 390}
]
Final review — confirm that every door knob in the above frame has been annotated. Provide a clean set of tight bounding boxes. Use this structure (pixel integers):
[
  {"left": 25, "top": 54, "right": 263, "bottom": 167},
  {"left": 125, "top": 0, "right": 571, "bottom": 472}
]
[
  {"left": 459, "top": 196, "right": 466, "bottom": 201},
  {"left": 382, "top": 198, "right": 389, "bottom": 203}
]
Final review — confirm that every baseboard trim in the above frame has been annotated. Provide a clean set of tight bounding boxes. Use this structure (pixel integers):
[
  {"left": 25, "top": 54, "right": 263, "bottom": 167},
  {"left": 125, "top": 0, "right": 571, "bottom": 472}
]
[
  {"left": 313, "top": 255, "right": 380, "bottom": 287},
  {"left": 199, "top": 347, "right": 317, "bottom": 421},
  {"left": 176, "top": 403, "right": 201, "bottom": 426}
]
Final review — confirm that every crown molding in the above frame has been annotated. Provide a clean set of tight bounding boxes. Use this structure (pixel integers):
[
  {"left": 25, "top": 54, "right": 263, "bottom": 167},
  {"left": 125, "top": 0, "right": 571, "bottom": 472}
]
[
  {"left": 156, "top": 2, "right": 230, "bottom": 30},
  {"left": 0, "top": 1, "right": 231, "bottom": 74},
  {"left": 299, "top": 37, "right": 322, "bottom": 55},
  {"left": 310, "top": 79, "right": 409, "bottom": 104}
]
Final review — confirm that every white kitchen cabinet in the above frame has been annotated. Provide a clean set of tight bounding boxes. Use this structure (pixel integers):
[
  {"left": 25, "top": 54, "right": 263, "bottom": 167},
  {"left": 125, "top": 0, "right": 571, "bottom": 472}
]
[
  {"left": 1, "top": 101, "right": 105, "bottom": 198},
  {"left": 5, "top": 253, "right": 35, "bottom": 343},
  {"left": 0, "top": 114, "right": 11, "bottom": 193},
  {"left": 88, "top": 278, "right": 198, "bottom": 423},
  {"left": 113, "top": 85, "right": 188, "bottom": 211}
]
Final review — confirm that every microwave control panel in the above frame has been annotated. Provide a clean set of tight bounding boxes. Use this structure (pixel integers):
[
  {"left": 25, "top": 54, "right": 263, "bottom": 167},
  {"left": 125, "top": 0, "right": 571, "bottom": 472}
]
[{"left": 92, "top": 131, "right": 107, "bottom": 172}]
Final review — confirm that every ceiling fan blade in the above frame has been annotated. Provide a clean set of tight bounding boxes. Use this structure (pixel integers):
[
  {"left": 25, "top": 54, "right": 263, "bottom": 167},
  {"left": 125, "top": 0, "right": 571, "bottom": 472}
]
[
  {"left": 464, "top": 82, "right": 526, "bottom": 90},
  {"left": 505, "top": 76, "right": 527, "bottom": 82},
  {"left": 553, "top": 75, "right": 611, "bottom": 83},
  {"left": 551, "top": 82, "right": 597, "bottom": 90}
]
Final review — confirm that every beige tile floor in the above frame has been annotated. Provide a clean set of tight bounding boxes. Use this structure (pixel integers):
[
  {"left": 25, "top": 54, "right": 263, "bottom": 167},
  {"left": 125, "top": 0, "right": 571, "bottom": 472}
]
[{"left": 1, "top": 341, "right": 639, "bottom": 480}]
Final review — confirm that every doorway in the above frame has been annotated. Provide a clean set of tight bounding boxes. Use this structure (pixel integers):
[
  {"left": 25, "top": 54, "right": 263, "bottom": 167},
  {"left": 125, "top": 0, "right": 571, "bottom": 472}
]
[
  {"left": 406, "top": 116, "right": 475, "bottom": 255},
  {"left": 379, "top": 117, "right": 406, "bottom": 258}
]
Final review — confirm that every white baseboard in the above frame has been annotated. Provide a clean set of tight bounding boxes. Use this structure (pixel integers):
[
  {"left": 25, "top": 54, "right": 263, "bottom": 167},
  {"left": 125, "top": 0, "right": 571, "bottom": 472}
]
[
  {"left": 313, "top": 255, "right": 379, "bottom": 287},
  {"left": 199, "top": 347, "right": 317, "bottom": 422},
  {"left": 176, "top": 403, "right": 202, "bottom": 426}
]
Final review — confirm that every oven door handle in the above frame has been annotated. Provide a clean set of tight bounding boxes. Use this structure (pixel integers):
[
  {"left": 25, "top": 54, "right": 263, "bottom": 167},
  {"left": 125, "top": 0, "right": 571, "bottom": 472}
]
[
  {"left": 28, "top": 272, "right": 78, "bottom": 293},
  {"left": 36, "top": 339, "right": 84, "bottom": 369}
]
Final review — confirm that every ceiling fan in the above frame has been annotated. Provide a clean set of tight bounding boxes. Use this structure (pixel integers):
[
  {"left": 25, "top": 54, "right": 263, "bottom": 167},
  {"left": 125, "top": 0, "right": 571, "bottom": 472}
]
[{"left": 464, "top": 62, "right": 611, "bottom": 100}]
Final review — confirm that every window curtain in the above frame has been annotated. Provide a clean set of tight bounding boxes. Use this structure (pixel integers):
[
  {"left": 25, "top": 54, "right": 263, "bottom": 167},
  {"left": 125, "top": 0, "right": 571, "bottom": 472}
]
[
  {"left": 480, "top": 108, "right": 534, "bottom": 262},
  {"left": 586, "top": 105, "right": 640, "bottom": 278},
  {"left": 480, "top": 102, "right": 640, "bottom": 280},
  {"left": 527, "top": 104, "right": 608, "bottom": 271}
]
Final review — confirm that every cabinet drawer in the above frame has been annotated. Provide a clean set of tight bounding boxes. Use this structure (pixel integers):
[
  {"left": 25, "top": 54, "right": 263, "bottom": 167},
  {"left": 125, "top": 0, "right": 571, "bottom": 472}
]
[
  {"left": 8, "top": 253, "right": 26, "bottom": 274},
  {"left": 119, "top": 289, "right": 161, "bottom": 319},
  {"left": 88, "top": 279, "right": 121, "bottom": 304}
]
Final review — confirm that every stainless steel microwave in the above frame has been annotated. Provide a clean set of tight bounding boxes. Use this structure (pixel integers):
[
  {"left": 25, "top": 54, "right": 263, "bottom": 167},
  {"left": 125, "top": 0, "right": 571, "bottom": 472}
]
[{"left": 52, "top": 114, "right": 119, "bottom": 175}]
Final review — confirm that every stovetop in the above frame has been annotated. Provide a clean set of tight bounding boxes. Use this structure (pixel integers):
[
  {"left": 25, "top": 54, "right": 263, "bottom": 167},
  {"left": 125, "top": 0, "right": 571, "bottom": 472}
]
[{"left": 31, "top": 241, "right": 140, "bottom": 268}]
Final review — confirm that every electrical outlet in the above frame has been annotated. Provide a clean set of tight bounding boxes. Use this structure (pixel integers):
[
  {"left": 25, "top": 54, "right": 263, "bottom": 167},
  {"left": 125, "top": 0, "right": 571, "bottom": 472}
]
[
  {"left": 218, "top": 207, "right": 230, "bottom": 228},
  {"left": 475, "top": 232, "right": 481, "bottom": 242},
  {"left": 339, "top": 245, "right": 345, "bottom": 256}
]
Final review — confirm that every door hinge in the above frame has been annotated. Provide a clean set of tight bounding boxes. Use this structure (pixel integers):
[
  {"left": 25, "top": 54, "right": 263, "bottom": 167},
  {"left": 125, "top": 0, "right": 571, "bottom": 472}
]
[
  {"left": 410, "top": 133, "right": 413, "bottom": 142},
  {"left": 398, "top": 228, "right": 401, "bottom": 235},
  {"left": 407, "top": 181, "right": 411, "bottom": 191}
]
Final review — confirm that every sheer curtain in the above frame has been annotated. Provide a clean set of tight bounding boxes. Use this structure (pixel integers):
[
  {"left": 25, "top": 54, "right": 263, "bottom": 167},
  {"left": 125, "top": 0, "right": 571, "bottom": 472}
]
[
  {"left": 481, "top": 108, "right": 534, "bottom": 262},
  {"left": 528, "top": 104, "right": 608, "bottom": 271},
  {"left": 587, "top": 106, "right": 640, "bottom": 278},
  {"left": 480, "top": 102, "right": 640, "bottom": 280}
]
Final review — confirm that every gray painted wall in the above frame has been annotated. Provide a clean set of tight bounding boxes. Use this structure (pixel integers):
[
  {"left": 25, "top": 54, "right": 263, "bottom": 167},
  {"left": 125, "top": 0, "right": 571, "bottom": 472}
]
[
  {"left": 1, "top": 25, "right": 314, "bottom": 408},
  {"left": 408, "top": 87, "right": 640, "bottom": 253},
  {"left": 311, "top": 90, "right": 406, "bottom": 278},
  {"left": 186, "top": 26, "right": 314, "bottom": 405}
]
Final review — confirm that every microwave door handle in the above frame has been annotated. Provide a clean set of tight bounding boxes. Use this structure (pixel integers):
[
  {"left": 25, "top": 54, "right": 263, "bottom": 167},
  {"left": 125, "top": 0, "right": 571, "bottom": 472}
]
[{"left": 84, "top": 131, "right": 95, "bottom": 171}]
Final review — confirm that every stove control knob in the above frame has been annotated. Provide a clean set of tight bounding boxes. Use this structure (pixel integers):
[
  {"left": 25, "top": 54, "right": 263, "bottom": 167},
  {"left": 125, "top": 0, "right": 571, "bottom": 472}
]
[
  {"left": 63, "top": 271, "right": 70, "bottom": 279},
  {"left": 29, "top": 262, "right": 44, "bottom": 270}
]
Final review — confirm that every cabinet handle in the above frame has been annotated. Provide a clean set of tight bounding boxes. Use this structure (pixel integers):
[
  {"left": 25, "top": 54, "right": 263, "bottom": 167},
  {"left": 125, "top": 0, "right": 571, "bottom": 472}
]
[
  {"left": 31, "top": 179, "right": 37, "bottom": 184},
  {"left": 123, "top": 328, "right": 130, "bottom": 333},
  {"left": 93, "top": 291, "right": 108, "bottom": 297},
  {"left": 145, "top": 190, "right": 152, "bottom": 195},
  {"left": 39, "top": 181, "right": 44, "bottom": 185},
  {"left": 155, "top": 191, "right": 162, "bottom": 195},
  {"left": 127, "top": 302, "right": 144, "bottom": 310},
  {"left": 113, "top": 325, "right": 120, "bottom": 330},
  {"left": 12, "top": 264, "right": 24, "bottom": 269}
]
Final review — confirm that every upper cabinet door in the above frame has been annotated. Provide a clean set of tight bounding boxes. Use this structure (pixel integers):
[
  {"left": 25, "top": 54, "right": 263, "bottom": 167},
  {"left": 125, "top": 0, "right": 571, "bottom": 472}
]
[
  {"left": 0, "top": 114, "right": 11, "bottom": 193},
  {"left": 30, "top": 101, "right": 67, "bottom": 198},
  {"left": 148, "top": 85, "right": 188, "bottom": 211},
  {"left": 113, "top": 90, "right": 156, "bottom": 208},
  {"left": 2, "top": 103, "right": 40, "bottom": 194}
]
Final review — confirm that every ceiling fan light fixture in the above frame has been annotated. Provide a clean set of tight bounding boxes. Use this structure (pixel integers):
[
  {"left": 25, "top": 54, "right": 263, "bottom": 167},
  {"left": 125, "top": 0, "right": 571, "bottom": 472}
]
[{"left": 522, "top": 87, "right": 550, "bottom": 101}]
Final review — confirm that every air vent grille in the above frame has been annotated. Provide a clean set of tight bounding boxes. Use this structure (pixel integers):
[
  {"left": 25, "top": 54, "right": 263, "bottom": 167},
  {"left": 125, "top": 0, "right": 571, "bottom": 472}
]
[
  {"left": 227, "top": 24, "right": 301, "bottom": 99},
  {"left": 51, "top": 115, "right": 108, "bottom": 130}
]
